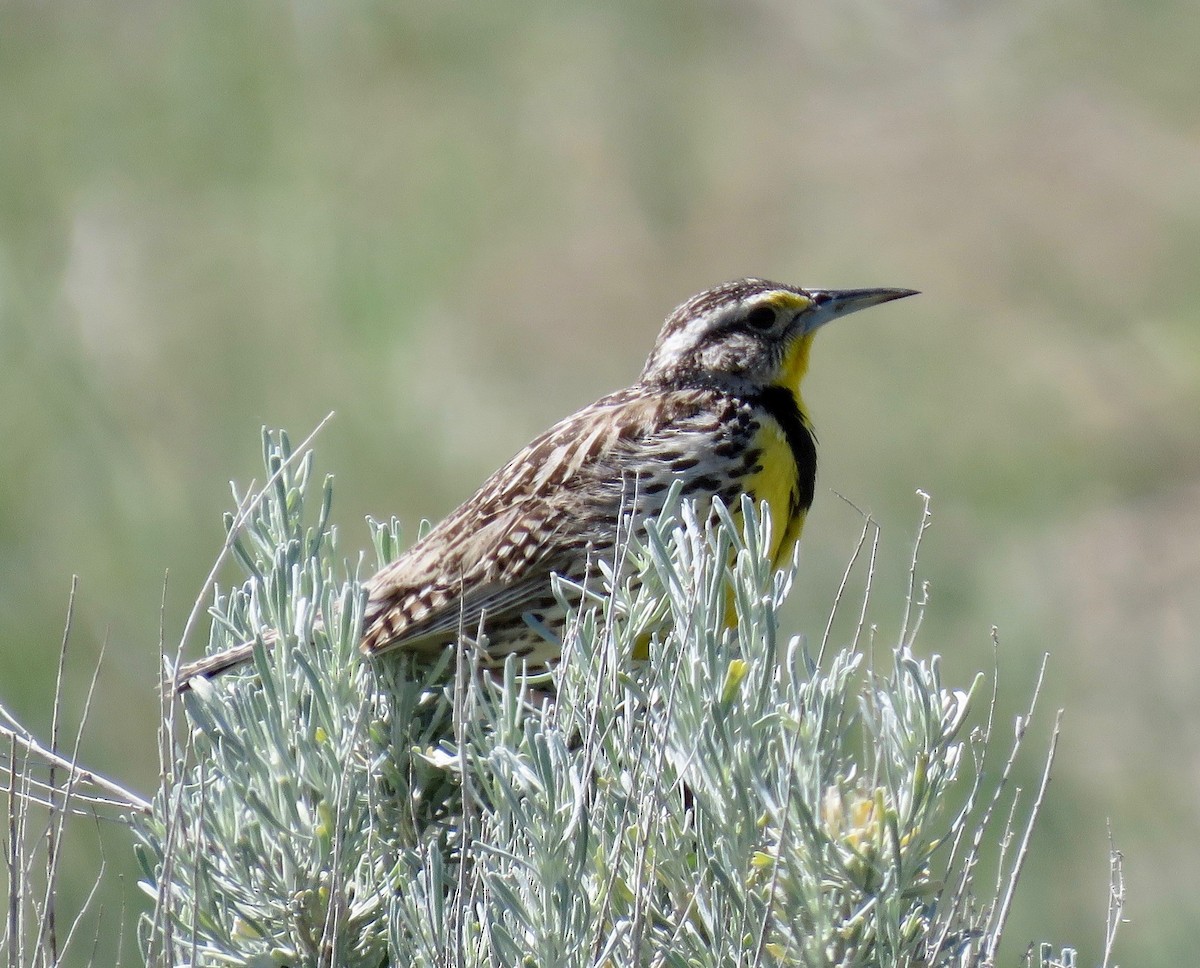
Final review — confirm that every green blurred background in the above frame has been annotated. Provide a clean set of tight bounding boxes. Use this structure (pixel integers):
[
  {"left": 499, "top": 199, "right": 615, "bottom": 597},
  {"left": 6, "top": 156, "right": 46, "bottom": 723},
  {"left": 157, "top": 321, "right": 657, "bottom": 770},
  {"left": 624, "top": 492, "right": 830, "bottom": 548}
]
[{"left": 2, "top": 1, "right": 1197, "bottom": 963}]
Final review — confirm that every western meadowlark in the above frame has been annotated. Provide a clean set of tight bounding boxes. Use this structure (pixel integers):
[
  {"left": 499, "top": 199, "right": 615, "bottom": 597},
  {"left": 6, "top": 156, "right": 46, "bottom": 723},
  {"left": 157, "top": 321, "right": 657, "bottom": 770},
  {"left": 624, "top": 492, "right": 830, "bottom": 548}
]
[{"left": 173, "top": 278, "right": 915, "bottom": 692}]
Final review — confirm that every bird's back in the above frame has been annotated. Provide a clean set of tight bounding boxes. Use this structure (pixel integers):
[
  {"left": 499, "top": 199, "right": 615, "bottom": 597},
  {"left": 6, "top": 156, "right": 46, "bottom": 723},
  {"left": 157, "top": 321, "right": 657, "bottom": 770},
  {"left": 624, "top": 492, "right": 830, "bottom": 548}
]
[{"left": 358, "top": 379, "right": 814, "bottom": 665}]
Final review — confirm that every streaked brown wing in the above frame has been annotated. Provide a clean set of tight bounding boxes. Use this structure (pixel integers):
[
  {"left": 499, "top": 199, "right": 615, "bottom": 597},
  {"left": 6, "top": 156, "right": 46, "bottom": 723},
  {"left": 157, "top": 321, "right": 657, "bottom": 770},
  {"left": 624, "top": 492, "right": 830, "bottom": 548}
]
[
  {"left": 359, "top": 496, "right": 581, "bottom": 656},
  {"left": 357, "top": 384, "right": 713, "bottom": 658}
]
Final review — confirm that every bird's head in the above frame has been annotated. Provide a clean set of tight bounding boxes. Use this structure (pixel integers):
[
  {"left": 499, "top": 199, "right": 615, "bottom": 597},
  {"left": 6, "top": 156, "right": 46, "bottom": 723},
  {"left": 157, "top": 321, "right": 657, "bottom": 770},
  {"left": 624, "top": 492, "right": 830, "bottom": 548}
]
[{"left": 641, "top": 278, "right": 917, "bottom": 394}]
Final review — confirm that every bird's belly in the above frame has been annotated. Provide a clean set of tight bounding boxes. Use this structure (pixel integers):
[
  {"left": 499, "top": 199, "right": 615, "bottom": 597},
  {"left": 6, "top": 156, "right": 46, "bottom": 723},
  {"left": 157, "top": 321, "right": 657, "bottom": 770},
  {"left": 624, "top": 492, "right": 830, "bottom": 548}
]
[{"left": 743, "top": 421, "right": 807, "bottom": 567}]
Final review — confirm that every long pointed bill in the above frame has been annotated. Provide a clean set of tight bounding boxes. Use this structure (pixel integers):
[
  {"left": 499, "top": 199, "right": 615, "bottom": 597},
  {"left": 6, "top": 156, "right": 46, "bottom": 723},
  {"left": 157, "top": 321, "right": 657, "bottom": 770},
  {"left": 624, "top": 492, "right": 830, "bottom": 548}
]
[{"left": 799, "top": 287, "right": 919, "bottom": 335}]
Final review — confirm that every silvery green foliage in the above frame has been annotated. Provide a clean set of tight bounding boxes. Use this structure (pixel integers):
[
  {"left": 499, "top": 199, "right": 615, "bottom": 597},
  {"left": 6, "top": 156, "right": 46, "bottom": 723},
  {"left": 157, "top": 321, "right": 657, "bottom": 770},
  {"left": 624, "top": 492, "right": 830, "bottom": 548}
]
[
  {"left": 136, "top": 433, "right": 459, "bottom": 967},
  {"left": 412, "top": 496, "right": 979, "bottom": 968},
  {"left": 136, "top": 433, "right": 1077, "bottom": 967}
]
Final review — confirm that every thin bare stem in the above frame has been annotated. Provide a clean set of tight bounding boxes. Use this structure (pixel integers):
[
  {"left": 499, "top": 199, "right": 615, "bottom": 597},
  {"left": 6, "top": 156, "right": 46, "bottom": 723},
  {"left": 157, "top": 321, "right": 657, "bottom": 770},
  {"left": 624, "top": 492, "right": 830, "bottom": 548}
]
[
  {"left": 850, "top": 519, "right": 881, "bottom": 656},
  {"left": 1102, "top": 825, "right": 1125, "bottom": 968},
  {"left": 6, "top": 733, "right": 20, "bottom": 968},
  {"left": 900, "top": 490, "right": 932, "bottom": 648},
  {"left": 37, "top": 575, "right": 78, "bottom": 964},
  {"left": 819, "top": 493, "right": 875, "bottom": 668},
  {"left": 931, "top": 631, "right": 1002, "bottom": 954},
  {"left": 987, "top": 709, "right": 1063, "bottom": 960},
  {"left": 0, "top": 720, "right": 150, "bottom": 817}
]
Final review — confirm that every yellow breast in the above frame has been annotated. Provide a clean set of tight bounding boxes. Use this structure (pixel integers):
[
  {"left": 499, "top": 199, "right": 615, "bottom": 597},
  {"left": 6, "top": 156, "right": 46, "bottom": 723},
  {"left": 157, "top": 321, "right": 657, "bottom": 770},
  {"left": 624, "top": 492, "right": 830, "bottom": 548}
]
[
  {"left": 717, "top": 418, "right": 808, "bottom": 632},
  {"left": 743, "top": 419, "right": 808, "bottom": 568},
  {"left": 753, "top": 330, "right": 818, "bottom": 566}
]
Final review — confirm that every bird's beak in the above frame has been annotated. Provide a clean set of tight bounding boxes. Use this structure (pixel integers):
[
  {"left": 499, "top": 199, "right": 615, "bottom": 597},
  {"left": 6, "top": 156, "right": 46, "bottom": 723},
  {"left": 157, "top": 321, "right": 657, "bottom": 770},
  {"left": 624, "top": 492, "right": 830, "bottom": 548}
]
[{"left": 798, "top": 287, "right": 919, "bottom": 335}]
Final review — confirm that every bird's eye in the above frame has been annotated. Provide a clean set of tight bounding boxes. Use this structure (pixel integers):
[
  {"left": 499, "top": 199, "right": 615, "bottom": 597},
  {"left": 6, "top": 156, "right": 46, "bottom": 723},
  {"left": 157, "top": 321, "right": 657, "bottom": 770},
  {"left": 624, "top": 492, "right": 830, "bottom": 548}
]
[{"left": 743, "top": 305, "right": 777, "bottom": 331}]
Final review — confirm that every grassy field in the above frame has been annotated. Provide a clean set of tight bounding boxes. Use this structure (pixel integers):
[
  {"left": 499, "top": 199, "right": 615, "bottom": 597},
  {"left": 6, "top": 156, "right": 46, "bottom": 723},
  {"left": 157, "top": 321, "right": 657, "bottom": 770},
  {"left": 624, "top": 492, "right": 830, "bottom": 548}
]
[{"left": 2, "top": 1, "right": 1197, "bottom": 963}]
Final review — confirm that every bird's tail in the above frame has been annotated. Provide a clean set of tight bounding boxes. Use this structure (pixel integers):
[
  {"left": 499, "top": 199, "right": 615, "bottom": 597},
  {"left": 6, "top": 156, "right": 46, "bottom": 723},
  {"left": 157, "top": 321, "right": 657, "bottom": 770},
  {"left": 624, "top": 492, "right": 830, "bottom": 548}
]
[{"left": 170, "top": 630, "right": 281, "bottom": 696}]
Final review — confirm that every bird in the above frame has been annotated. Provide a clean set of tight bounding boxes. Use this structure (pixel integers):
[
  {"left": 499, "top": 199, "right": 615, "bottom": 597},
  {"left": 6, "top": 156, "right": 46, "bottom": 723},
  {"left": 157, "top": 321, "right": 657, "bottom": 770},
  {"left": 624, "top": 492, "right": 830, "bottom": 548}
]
[{"left": 173, "top": 278, "right": 916, "bottom": 693}]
